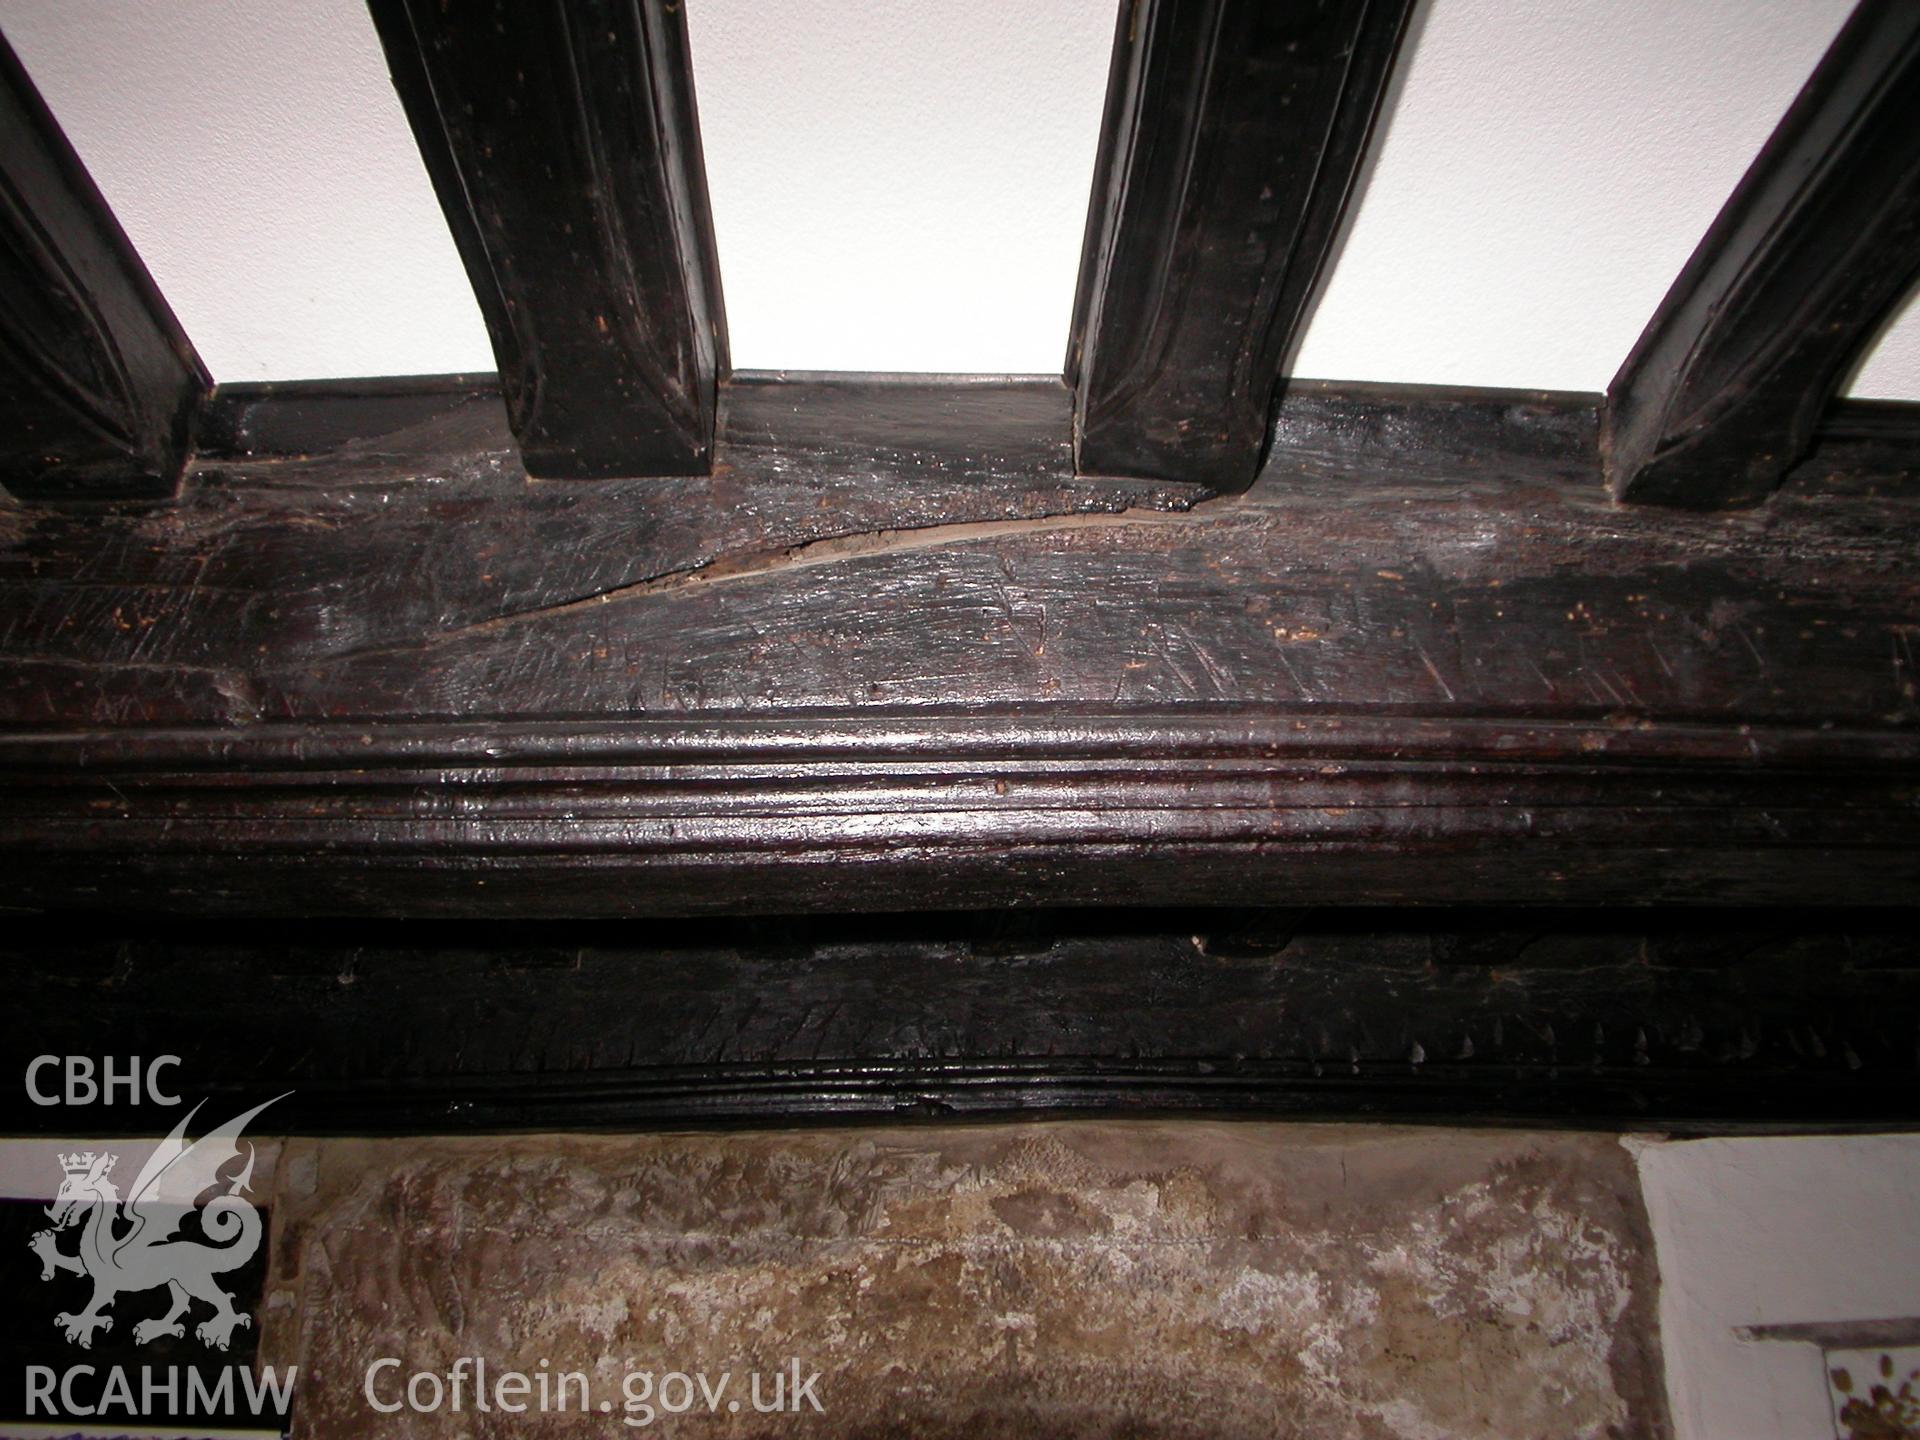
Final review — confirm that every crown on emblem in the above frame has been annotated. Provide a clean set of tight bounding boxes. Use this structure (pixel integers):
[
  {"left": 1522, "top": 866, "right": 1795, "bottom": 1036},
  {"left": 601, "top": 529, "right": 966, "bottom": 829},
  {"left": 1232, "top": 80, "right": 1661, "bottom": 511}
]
[{"left": 58, "top": 1151, "right": 112, "bottom": 1175}]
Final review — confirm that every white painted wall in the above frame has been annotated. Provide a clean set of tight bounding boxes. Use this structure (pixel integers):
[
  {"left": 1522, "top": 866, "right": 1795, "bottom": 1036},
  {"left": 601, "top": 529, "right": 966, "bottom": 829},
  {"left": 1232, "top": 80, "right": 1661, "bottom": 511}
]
[
  {"left": 1290, "top": 0, "right": 1920, "bottom": 399},
  {"left": 0, "top": 0, "right": 492, "bottom": 382},
  {"left": 1635, "top": 1134, "right": 1920, "bottom": 1440},
  {"left": 685, "top": 0, "right": 1114, "bottom": 375},
  {"left": 1, "top": 0, "right": 1915, "bottom": 397}
]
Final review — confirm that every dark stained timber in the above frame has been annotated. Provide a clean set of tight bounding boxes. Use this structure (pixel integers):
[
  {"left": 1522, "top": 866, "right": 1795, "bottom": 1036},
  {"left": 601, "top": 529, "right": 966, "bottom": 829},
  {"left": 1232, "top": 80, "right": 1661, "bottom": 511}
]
[
  {"left": 1068, "top": 0, "right": 1416, "bottom": 492},
  {"left": 194, "top": 372, "right": 501, "bottom": 459},
  {"left": 3, "top": 710, "right": 1920, "bottom": 915},
  {"left": 367, "top": 0, "right": 726, "bottom": 479},
  {"left": 1, "top": 377, "right": 1918, "bottom": 916},
  {"left": 0, "top": 32, "right": 208, "bottom": 501},
  {"left": 1603, "top": 0, "right": 1920, "bottom": 508},
  {"left": 2, "top": 911, "right": 1916, "bottom": 1135}
]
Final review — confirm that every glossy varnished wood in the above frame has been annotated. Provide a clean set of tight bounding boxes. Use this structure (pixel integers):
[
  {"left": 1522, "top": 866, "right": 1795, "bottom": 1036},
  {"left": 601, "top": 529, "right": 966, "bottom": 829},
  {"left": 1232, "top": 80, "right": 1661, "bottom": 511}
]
[
  {"left": 194, "top": 372, "right": 499, "bottom": 459},
  {"left": 0, "top": 33, "right": 208, "bottom": 501},
  {"left": 368, "top": 0, "right": 726, "bottom": 478},
  {"left": 3, "top": 910, "right": 1914, "bottom": 1134},
  {"left": 1603, "top": 0, "right": 1920, "bottom": 508},
  {"left": 2, "top": 710, "right": 1917, "bottom": 916},
  {"left": 1069, "top": 0, "right": 1415, "bottom": 491},
  {"left": 0, "top": 378, "right": 1916, "bottom": 915}
]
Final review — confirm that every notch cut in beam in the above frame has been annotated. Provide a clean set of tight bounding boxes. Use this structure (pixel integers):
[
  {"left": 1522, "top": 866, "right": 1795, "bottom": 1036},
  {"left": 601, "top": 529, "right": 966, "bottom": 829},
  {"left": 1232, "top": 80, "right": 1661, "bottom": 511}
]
[
  {"left": 0, "top": 31, "right": 209, "bottom": 501},
  {"left": 1603, "top": 0, "right": 1920, "bottom": 509},
  {"left": 369, "top": 0, "right": 727, "bottom": 479},
  {"left": 6, "top": 911, "right": 1918, "bottom": 1134},
  {"left": 1068, "top": 0, "right": 1416, "bottom": 494}
]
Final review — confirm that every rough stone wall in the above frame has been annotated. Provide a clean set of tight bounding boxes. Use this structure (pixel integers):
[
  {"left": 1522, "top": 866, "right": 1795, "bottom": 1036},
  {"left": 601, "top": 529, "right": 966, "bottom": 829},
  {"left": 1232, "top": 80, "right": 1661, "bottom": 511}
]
[{"left": 262, "top": 1123, "right": 1667, "bottom": 1439}]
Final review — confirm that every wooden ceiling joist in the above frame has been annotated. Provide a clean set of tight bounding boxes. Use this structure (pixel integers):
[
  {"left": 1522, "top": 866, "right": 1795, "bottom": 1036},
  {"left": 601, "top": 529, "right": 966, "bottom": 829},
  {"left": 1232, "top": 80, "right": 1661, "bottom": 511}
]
[
  {"left": 1603, "top": 0, "right": 1920, "bottom": 508},
  {"left": 1068, "top": 0, "right": 1418, "bottom": 493},
  {"left": 0, "top": 32, "right": 208, "bottom": 501},
  {"left": 367, "top": 0, "right": 728, "bottom": 479},
  {"left": 0, "top": 3, "right": 1916, "bottom": 1134}
]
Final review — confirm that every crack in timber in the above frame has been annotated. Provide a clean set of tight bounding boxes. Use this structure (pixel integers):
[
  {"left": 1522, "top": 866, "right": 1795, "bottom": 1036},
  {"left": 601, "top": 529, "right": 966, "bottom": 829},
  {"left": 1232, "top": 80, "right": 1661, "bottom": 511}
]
[{"left": 328, "top": 496, "right": 1244, "bottom": 663}]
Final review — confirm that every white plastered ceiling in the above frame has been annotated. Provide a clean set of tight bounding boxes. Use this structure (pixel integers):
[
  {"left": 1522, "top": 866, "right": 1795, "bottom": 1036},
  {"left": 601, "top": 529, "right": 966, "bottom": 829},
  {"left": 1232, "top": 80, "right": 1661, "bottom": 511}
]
[{"left": 0, "top": 0, "right": 1914, "bottom": 397}]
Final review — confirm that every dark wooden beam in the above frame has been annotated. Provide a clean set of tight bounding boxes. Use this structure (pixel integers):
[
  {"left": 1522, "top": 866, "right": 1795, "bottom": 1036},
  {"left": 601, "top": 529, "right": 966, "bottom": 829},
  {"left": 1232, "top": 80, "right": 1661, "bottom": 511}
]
[
  {"left": 1, "top": 377, "right": 1918, "bottom": 915},
  {"left": 367, "top": 0, "right": 727, "bottom": 479},
  {"left": 0, "top": 32, "right": 208, "bottom": 501},
  {"left": 194, "top": 372, "right": 501, "bottom": 459},
  {"left": 1603, "top": 0, "right": 1920, "bottom": 508},
  {"left": 1068, "top": 0, "right": 1415, "bottom": 493},
  {"left": 2, "top": 709, "right": 1918, "bottom": 915},
  {"left": 4, "top": 910, "right": 1915, "bottom": 1135}
]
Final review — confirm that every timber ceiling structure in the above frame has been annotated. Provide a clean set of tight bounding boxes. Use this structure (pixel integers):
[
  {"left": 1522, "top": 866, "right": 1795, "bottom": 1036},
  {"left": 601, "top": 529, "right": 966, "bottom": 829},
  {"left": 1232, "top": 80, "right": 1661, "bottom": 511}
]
[{"left": 0, "top": 0, "right": 1917, "bottom": 1137}]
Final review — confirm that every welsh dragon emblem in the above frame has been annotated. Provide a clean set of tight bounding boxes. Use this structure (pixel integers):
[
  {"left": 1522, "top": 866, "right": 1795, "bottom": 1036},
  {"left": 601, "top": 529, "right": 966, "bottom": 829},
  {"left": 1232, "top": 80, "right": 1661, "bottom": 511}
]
[{"left": 29, "top": 1095, "right": 285, "bottom": 1350}]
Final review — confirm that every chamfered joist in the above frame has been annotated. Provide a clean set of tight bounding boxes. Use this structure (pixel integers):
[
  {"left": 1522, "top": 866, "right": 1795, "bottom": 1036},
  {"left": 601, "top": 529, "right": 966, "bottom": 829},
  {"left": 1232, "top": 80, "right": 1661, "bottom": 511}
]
[
  {"left": 1068, "top": 0, "right": 1416, "bottom": 493},
  {"left": 368, "top": 0, "right": 727, "bottom": 479},
  {"left": 0, "top": 31, "right": 209, "bottom": 501},
  {"left": 1603, "top": 0, "right": 1920, "bottom": 508}
]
